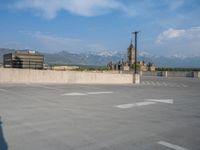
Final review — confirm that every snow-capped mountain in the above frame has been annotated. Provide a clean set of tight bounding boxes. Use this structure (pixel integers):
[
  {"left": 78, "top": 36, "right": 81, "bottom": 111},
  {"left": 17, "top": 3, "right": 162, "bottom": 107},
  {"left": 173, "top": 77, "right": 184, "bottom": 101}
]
[
  {"left": 139, "top": 51, "right": 152, "bottom": 57},
  {"left": 85, "top": 50, "right": 125, "bottom": 57},
  {"left": 0, "top": 48, "right": 200, "bottom": 67},
  {"left": 139, "top": 51, "right": 200, "bottom": 68},
  {"left": 96, "top": 50, "right": 118, "bottom": 57}
]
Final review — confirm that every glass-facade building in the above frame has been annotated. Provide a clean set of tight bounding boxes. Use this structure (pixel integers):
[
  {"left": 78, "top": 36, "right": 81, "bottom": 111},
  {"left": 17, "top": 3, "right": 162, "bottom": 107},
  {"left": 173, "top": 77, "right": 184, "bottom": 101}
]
[{"left": 3, "top": 51, "right": 44, "bottom": 69}]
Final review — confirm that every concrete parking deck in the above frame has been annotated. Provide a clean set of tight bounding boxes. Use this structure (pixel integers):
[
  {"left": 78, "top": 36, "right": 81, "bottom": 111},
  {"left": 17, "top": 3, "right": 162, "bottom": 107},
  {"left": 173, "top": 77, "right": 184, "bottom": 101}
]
[{"left": 0, "top": 77, "right": 200, "bottom": 150}]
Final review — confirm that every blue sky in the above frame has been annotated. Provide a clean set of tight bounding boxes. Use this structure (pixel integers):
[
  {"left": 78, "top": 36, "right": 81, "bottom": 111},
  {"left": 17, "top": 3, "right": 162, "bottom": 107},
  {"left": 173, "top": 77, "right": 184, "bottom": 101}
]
[{"left": 0, "top": 0, "right": 200, "bottom": 56}]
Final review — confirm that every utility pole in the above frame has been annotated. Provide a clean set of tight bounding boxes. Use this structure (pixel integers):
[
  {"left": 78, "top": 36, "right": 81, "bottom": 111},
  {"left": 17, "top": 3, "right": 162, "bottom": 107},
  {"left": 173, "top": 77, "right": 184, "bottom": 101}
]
[{"left": 132, "top": 31, "right": 140, "bottom": 74}]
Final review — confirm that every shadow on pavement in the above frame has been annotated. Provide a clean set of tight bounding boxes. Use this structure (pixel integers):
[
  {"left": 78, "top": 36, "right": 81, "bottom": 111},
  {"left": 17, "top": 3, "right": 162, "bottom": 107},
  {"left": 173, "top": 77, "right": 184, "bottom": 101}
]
[{"left": 0, "top": 116, "right": 8, "bottom": 150}]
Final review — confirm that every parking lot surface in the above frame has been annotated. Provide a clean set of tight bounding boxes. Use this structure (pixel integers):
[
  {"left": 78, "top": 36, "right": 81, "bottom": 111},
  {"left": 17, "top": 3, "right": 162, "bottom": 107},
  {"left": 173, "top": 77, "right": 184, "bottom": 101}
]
[{"left": 0, "top": 76, "right": 200, "bottom": 150}]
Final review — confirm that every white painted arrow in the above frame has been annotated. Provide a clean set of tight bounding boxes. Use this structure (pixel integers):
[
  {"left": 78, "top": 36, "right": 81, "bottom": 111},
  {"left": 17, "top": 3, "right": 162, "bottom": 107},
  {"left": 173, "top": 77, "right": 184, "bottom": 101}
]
[
  {"left": 147, "top": 99, "right": 174, "bottom": 104},
  {"left": 115, "top": 99, "right": 174, "bottom": 109},
  {"left": 158, "top": 141, "right": 189, "bottom": 150}
]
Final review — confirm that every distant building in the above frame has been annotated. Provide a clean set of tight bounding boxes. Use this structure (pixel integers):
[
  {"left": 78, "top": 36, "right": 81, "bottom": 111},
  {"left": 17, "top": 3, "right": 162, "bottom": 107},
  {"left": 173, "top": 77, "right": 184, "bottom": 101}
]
[
  {"left": 51, "top": 65, "right": 79, "bottom": 71},
  {"left": 127, "top": 41, "right": 136, "bottom": 66},
  {"left": 139, "top": 61, "right": 156, "bottom": 71},
  {"left": 108, "top": 39, "right": 156, "bottom": 72},
  {"left": 108, "top": 41, "right": 136, "bottom": 71},
  {"left": 150, "top": 65, "right": 156, "bottom": 71},
  {"left": 3, "top": 51, "right": 44, "bottom": 69},
  {"left": 139, "top": 61, "right": 148, "bottom": 71}
]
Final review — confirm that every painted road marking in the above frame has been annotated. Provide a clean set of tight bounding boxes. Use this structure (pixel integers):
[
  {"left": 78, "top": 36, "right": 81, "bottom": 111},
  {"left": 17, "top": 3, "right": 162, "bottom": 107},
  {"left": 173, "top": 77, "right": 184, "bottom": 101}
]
[
  {"left": 135, "top": 101, "right": 157, "bottom": 106},
  {"left": 141, "top": 81, "right": 188, "bottom": 88},
  {"left": 0, "top": 88, "right": 7, "bottom": 92},
  {"left": 146, "top": 81, "right": 151, "bottom": 85},
  {"left": 87, "top": 91, "right": 113, "bottom": 95},
  {"left": 62, "top": 91, "right": 113, "bottom": 96},
  {"left": 162, "top": 82, "right": 167, "bottom": 86},
  {"left": 156, "top": 81, "right": 161, "bottom": 86},
  {"left": 115, "top": 102, "right": 157, "bottom": 109},
  {"left": 62, "top": 92, "right": 87, "bottom": 96},
  {"left": 147, "top": 99, "right": 174, "bottom": 104},
  {"left": 168, "top": 83, "right": 175, "bottom": 87},
  {"left": 115, "top": 103, "right": 135, "bottom": 109},
  {"left": 151, "top": 81, "right": 156, "bottom": 85},
  {"left": 142, "top": 81, "right": 149, "bottom": 85},
  {"left": 180, "top": 84, "right": 188, "bottom": 87},
  {"left": 115, "top": 99, "right": 174, "bottom": 109},
  {"left": 158, "top": 141, "right": 189, "bottom": 150}
]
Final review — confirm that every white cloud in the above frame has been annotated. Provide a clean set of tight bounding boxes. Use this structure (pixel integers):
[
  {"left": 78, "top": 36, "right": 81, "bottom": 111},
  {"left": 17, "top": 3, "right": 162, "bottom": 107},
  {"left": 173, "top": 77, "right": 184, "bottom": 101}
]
[
  {"left": 21, "top": 31, "right": 106, "bottom": 52},
  {"left": 0, "top": 41, "right": 32, "bottom": 50},
  {"left": 87, "top": 43, "right": 106, "bottom": 51},
  {"left": 167, "top": 0, "right": 185, "bottom": 11},
  {"left": 156, "top": 26, "right": 200, "bottom": 43},
  {"left": 12, "top": 0, "right": 131, "bottom": 19},
  {"left": 9, "top": 0, "right": 188, "bottom": 19},
  {"left": 28, "top": 31, "right": 83, "bottom": 52},
  {"left": 154, "top": 26, "right": 200, "bottom": 56},
  {"left": 31, "top": 31, "right": 81, "bottom": 45}
]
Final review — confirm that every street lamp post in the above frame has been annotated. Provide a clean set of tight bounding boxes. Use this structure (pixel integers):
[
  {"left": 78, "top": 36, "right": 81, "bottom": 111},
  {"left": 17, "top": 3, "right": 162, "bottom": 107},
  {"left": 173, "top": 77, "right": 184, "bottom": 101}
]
[{"left": 132, "top": 31, "right": 140, "bottom": 74}]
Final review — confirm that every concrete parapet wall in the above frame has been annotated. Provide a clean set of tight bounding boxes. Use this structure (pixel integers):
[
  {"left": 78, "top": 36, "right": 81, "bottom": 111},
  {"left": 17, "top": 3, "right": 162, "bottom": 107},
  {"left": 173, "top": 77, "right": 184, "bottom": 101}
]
[
  {"left": 0, "top": 68, "right": 133, "bottom": 84},
  {"left": 193, "top": 72, "right": 200, "bottom": 78},
  {"left": 141, "top": 71, "right": 200, "bottom": 78},
  {"left": 140, "top": 71, "right": 163, "bottom": 77},
  {"left": 166, "top": 71, "right": 194, "bottom": 77}
]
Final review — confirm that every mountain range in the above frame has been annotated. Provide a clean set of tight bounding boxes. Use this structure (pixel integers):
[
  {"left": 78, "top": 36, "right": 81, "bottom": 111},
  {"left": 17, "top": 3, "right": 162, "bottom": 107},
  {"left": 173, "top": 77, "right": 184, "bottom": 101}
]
[{"left": 0, "top": 48, "right": 200, "bottom": 68}]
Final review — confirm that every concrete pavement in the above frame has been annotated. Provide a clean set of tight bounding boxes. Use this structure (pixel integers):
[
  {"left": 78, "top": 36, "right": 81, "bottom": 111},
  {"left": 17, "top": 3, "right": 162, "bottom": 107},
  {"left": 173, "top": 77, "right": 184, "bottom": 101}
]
[{"left": 0, "top": 76, "right": 200, "bottom": 150}]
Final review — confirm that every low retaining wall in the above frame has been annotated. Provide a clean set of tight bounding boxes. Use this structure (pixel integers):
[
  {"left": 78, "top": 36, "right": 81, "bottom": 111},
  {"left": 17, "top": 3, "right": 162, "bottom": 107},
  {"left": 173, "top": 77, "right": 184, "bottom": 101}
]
[
  {"left": 141, "top": 71, "right": 200, "bottom": 78},
  {"left": 140, "top": 71, "right": 163, "bottom": 77},
  {"left": 165, "top": 71, "right": 195, "bottom": 77},
  {"left": 0, "top": 68, "right": 133, "bottom": 84}
]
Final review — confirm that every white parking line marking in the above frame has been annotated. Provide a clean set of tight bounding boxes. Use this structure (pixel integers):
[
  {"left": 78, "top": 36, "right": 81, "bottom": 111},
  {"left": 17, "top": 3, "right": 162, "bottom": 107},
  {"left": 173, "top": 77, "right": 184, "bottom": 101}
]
[
  {"left": 146, "top": 81, "right": 150, "bottom": 85},
  {"left": 87, "top": 91, "right": 113, "bottom": 95},
  {"left": 158, "top": 141, "right": 189, "bottom": 150},
  {"left": 0, "top": 88, "right": 7, "bottom": 92},
  {"left": 163, "top": 82, "right": 168, "bottom": 86},
  {"left": 147, "top": 99, "right": 174, "bottom": 104},
  {"left": 156, "top": 81, "right": 161, "bottom": 86},
  {"left": 62, "top": 91, "right": 113, "bottom": 96},
  {"left": 180, "top": 84, "right": 188, "bottom": 87},
  {"left": 135, "top": 101, "right": 157, "bottom": 106},
  {"left": 141, "top": 81, "right": 188, "bottom": 88},
  {"left": 115, "top": 101, "right": 157, "bottom": 109},
  {"left": 62, "top": 92, "right": 87, "bottom": 96},
  {"left": 150, "top": 81, "right": 156, "bottom": 85},
  {"left": 115, "top": 103, "right": 135, "bottom": 109},
  {"left": 141, "top": 81, "right": 145, "bottom": 85}
]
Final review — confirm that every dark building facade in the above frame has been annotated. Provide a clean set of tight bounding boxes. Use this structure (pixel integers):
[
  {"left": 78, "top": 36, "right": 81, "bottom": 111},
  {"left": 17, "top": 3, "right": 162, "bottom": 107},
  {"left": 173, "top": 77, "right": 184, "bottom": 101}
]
[
  {"left": 3, "top": 51, "right": 44, "bottom": 69},
  {"left": 127, "top": 41, "right": 136, "bottom": 66}
]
